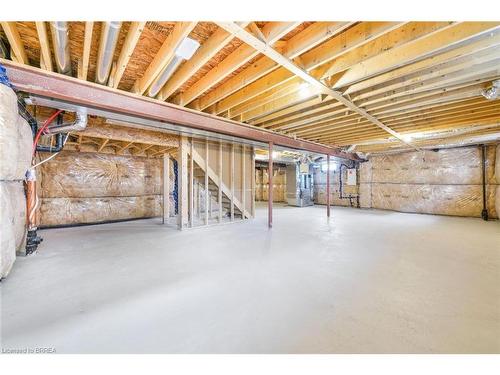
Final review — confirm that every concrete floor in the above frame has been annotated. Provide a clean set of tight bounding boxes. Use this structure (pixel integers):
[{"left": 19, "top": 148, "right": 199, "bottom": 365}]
[{"left": 1, "top": 204, "right": 499, "bottom": 353}]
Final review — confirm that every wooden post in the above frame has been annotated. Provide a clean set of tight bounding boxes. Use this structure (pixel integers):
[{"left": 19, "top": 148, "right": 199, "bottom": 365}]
[
  {"left": 230, "top": 143, "right": 235, "bottom": 221},
  {"left": 189, "top": 138, "right": 194, "bottom": 227},
  {"left": 178, "top": 136, "right": 189, "bottom": 230},
  {"left": 205, "top": 141, "right": 209, "bottom": 225},
  {"left": 268, "top": 142, "right": 273, "bottom": 228},
  {"left": 242, "top": 145, "right": 246, "bottom": 219},
  {"left": 162, "top": 154, "right": 170, "bottom": 224},
  {"left": 218, "top": 142, "right": 223, "bottom": 222},
  {"left": 326, "top": 154, "right": 331, "bottom": 218}
]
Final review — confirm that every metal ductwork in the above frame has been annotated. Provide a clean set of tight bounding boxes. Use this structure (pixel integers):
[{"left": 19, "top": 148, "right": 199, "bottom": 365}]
[
  {"left": 49, "top": 22, "right": 71, "bottom": 75},
  {"left": 46, "top": 108, "right": 88, "bottom": 134},
  {"left": 95, "top": 21, "right": 122, "bottom": 85},
  {"left": 482, "top": 80, "right": 500, "bottom": 100},
  {"left": 148, "top": 55, "right": 183, "bottom": 97}
]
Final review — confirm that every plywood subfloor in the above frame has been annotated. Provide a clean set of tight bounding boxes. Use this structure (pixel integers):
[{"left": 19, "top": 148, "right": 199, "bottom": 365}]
[{"left": 1, "top": 204, "right": 499, "bottom": 353}]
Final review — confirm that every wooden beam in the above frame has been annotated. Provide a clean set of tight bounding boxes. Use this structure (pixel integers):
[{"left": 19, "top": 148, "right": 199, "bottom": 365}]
[
  {"left": 334, "top": 22, "right": 500, "bottom": 89},
  {"left": 0, "top": 22, "right": 28, "bottom": 64},
  {"left": 97, "top": 138, "right": 109, "bottom": 152},
  {"left": 78, "top": 22, "right": 94, "bottom": 81},
  {"left": 158, "top": 22, "right": 250, "bottom": 101},
  {"left": 162, "top": 154, "right": 170, "bottom": 224},
  {"left": 35, "top": 22, "right": 53, "bottom": 71},
  {"left": 178, "top": 136, "right": 189, "bottom": 229},
  {"left": 197, "top": 22, "right": 353, "bottom": 113},
  {"left": 113, "top": 21, "right": 145, "bottom": 88},
  {"left": 134, "top": 22, "right": 197, "bottom": 95},
  {"left": 179, "top": 22, "right": 300, "bottom": 107},
  {"left": 215, "top": 22, "right": 417, "bottom": 149}
]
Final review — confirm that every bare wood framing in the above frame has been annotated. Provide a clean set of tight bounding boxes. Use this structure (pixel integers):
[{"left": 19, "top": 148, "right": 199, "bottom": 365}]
[
  {"left": 163, "top": 154, "right": 170, "bottom": 224},
  {"left": 113, "top": 21, "right": 146, "bottom": 88},
  {"left": 1, "top": 22, "right": 27, "bottom": 64},
  {"left": 35, "top": 22, "right": 53, "bottom": 71},
  {"left": 79, "top": 22, "right": 94, "bottom": 81},
  {"left": 215, "top": 22, "right": 418, "bottom": 150},
  {"left": 178, "top": 136, "right": 189, "bottom": 229}
]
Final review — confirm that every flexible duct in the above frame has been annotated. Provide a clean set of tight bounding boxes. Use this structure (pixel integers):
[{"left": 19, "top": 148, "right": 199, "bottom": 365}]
[
  {"left": 46, "top": 108, "right": 87, "bottom": 134},
  {"left": 49, "top": 22, "right": 71, "bottom": 75},
  {"left": 96, "top": 21, "right": 122, "bottom": 85},
  {"left": 482, "top": 80, "right": 500, "bottom": 100}
]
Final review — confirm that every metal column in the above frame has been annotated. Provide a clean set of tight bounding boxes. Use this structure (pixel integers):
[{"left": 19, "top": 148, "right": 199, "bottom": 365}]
[
  {"left": 268, "top": 141, "right": 273, "bottom": 228},
  {"left": 326, "top": 154, "right": 331, "bottom": 218}
]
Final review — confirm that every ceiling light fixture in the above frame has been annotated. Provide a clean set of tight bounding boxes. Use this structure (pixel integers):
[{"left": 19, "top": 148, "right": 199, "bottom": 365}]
[{"left": 148, "top": 37, "right": 200, "bottom": 97}]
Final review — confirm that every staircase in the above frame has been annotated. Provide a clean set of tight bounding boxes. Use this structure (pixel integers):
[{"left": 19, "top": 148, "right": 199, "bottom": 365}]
[{"left": 189, "top": 147, "right": 251, "bottom": 222}]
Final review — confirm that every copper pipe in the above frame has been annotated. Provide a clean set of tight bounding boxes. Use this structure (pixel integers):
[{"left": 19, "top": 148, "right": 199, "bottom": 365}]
[{"left": 25, "top": 168, "right": 38, "bottom": 230}]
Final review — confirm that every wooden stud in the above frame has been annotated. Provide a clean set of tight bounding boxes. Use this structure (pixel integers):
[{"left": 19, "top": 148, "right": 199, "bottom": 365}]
[
  {"left": 178, "top": 136, "right": 189, "bottom": 230},
  {"left": 162, "top": 154, "right": 170, "bottom": 224},
  {"left": 1, "top": 22, "right": 28, "bottom": 64}
]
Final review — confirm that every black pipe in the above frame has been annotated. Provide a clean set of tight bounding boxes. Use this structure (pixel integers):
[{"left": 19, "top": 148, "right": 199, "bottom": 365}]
[
  {"left": 36, "top": 113, "right": 68, "bottom": 153},
  {"left": 481, "top": 144, "right": 489, "bottom": 221},
  {"left": 17, "top": 96, "right": 38, "bottom": 137},
  {"left": 339, "top": 162, "right": 360, "bottom": 208}
]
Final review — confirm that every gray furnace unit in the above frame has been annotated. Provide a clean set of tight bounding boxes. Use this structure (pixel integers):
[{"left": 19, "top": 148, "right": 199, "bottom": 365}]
[{"left": 286, "top": 162, "right": 314, "bottom": 207}]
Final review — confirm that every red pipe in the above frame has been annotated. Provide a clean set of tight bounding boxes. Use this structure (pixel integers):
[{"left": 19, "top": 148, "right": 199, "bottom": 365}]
[
  {"left": 268, "top": 141, "right": 273, "bottom": 228},
  {"left": 32, "top": 109, "right": 63, "bottom": 156}
]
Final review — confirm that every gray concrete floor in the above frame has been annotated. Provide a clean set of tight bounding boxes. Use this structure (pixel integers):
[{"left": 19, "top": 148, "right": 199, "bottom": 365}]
[{"left": 1, "top": 204, "right": 499, "bottom": 353}]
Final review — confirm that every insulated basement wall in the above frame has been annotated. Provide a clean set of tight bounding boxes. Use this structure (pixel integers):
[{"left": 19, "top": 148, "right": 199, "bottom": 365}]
[
  {"left": 313, "top": 163, "right": 359, "bottom": 207},
  {"left": 359, "top": 145, "right": 499, "bottom": 219},
  {"left": 1, "top": 83, "right": 32, "bottom": 278},
  {"left": 255, "top": 166, "right": 286, "bottom": 202},
  {"left": 36, "top": 151, "right": 175, "bottom": 227}
]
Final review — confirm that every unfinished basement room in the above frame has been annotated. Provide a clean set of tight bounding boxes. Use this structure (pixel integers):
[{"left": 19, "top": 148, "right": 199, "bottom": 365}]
[{"left": 1, "top": 11, "right": 500, "bottom": 359}]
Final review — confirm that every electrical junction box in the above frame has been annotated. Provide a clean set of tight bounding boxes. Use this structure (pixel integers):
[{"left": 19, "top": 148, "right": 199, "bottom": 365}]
[{"left": 347, "top": 168, "right": 357, "bottom": 185}]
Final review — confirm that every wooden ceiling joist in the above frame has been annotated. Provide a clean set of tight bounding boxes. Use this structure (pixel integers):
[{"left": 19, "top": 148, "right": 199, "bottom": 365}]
[
  {"left": 0, "top": 22, "right": 28, "bottom": 64},
  {"left": 215, "top": 22, "right": 419, "bottom": 150},
  {"left": 77, "top": 22, "right": 94, "bottom": 81},
  {"left": 134, "top": 21, "right": 197, "bottom": 95},
  {"left": 157, "top": 22, "right": 250, "bottom": 101},
  {"left": 334, "top": 22, "right": 500, "bottom": 89},
  {"left": 112, "top": 21, "right": 145, "bottom": 88},
  {"left": 177, "top": 22, "right": 300, "bottom": 108},
  {"left": 35, "top": 22, "right": 53, "bottom": 71}
]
